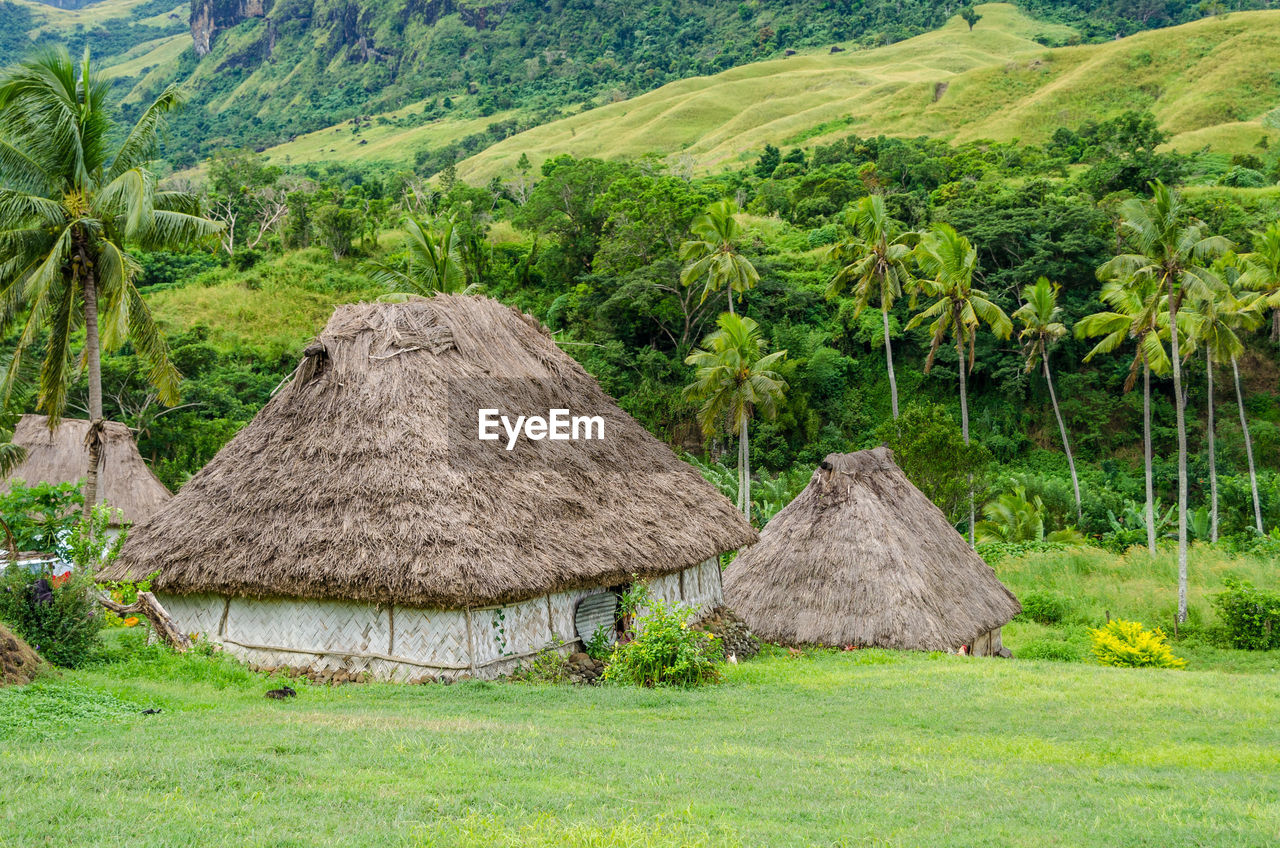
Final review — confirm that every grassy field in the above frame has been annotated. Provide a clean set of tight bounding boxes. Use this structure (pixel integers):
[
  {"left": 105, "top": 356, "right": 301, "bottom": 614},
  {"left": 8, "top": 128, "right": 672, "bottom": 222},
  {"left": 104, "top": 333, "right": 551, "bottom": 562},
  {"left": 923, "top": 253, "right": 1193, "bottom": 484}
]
[
  {"left": 145, "top": 249, "right": 385, "bottom": 361},
  {"left": 2, "top": 546, "right": 1278, "bottom": 846},
  {"left": 2, "top": 639, "right": 1277, "bottom": 847}
]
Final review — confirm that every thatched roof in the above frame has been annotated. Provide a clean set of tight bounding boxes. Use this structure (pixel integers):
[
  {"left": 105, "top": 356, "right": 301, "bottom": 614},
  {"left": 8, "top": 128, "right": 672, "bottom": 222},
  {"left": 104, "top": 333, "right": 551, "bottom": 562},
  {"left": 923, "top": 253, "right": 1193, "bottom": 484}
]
[
  {"left": 102, "top": 296, "right": 755, "bottom": 607},
  {"left": 724, "top": 447, "right": 1020, "bottom": 650},
  {"left": 5, "top": 415, "right": 171, "bottom": 526}
]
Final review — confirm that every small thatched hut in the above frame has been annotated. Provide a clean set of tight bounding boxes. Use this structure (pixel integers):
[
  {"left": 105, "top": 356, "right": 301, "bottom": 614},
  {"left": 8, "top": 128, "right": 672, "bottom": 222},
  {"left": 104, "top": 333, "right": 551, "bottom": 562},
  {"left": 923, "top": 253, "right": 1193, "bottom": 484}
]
[
  {"left": 5, "top": 415, "right": 172, "bottom": 527},
  {"left": 724, "top": 447, "right": 1020, "bottom": 655},
  {"left": 101, "top": 296, "right": 756, "bottom": 681}
]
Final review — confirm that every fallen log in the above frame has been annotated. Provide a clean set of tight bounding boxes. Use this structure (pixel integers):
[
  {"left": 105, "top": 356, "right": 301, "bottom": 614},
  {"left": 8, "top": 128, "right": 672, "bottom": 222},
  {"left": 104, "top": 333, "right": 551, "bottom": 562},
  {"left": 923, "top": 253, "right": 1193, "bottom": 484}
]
[{"left": 98, "top": 591, "right": 191, "bottom": 652}]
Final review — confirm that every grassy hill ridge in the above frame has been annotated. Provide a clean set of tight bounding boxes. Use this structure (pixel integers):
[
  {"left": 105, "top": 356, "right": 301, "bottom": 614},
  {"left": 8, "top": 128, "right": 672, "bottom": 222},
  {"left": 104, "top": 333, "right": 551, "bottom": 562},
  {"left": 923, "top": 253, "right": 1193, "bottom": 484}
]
[{"left": 257, "top": 5, "right": 1280, "bottom": 181}]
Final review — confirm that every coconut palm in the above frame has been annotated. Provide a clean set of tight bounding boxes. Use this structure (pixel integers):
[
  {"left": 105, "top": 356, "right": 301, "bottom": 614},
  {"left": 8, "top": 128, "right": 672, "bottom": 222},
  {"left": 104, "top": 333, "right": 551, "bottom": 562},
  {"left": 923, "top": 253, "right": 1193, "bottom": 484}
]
[
  {"left": 1097, "top": 181, "right": 1230, "bottom": 622},
  {"left": 824, "top": 195, "right": 916, "bottom": 418},
  {"left": 367, "top": 214, "right": 469, "bottom": 296},
  {"left": 1186, "top": 264, "right": 1266, "bottom": 536},
  {"left": 0, "top": 48, "right": 220, "bottom": 520},
  {"left": 907, "top": 223, "right": 1012, "bottom": 546},
  {"left": 1013, "top": 277, "right": 1081, "bottom": 524},
  {"left": 1239, "top": 220, "right": 1280, "bottom": 343},
  {"left": 680, "top": 199, "right": 759, "bottom": 315},
  {"left": 1075, "top": 276, "right": 1172, "bottom": 555},
  {"left": 683, "top": 313, "right": 787, "bottom": 521}
]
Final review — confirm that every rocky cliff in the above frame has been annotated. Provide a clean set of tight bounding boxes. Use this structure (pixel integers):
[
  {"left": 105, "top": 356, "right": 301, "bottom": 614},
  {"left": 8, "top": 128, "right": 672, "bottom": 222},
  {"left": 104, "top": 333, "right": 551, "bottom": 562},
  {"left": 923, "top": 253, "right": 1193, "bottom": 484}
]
[{"left": 191, "top": 0, "right": 271, "bottom": 57}]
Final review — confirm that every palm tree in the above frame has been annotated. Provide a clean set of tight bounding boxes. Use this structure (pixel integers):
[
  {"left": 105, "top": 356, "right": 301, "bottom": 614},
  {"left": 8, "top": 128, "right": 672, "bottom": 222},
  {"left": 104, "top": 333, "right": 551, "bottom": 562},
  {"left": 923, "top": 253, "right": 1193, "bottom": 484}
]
[
  {"left": 1097, "top": 181, "right": 1230, "bottom": 622},
  {"left": 824, "top": 195, "right": 916, "bottom": 418},
  {"left": 907, "top": 224, "right": 1012, "bottom": 546},
  {"left": 1186, "top": 265, "right": 1266, "bottom": 536},
  {"left": 1239, "top": 220, "right": 1280, "bottom": 343},
  {"left": 680, "top": 199, "right": 759, "bottom": 315},
  {"left": 1075, "top": 276, "right": 1172, "bottom": 555},
  {"left": 367, "top": 214, "right": 469, "bottom": 295},
  {"left": 1013, "top": 277, "right": 1081, "bottom": 524},
  {"left": 683, "top": 313, "right": 787, "bottom": 521},
  {"left": 0, "top": 48, "right": 220, "bottom": 520}
]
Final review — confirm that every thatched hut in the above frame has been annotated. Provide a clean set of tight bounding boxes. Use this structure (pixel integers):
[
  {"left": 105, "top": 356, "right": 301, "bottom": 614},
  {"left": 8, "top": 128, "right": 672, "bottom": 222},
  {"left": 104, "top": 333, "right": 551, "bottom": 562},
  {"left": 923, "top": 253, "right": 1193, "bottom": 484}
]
[
  {"left": 5, "top": 415, "right": 172, "bottom": 527},
  {"left": 101, "top": 296, "right": 756, "bottom": 681},
  {"left": 724, "top": 447, "right": 1020, "bottom": 655}
]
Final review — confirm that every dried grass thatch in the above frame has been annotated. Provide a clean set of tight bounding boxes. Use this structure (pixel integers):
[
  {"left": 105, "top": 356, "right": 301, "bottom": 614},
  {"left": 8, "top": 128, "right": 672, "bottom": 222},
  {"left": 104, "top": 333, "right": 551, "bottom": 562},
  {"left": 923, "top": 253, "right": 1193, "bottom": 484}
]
[
  {"left": 0, "top": 622, "right": 43, "bottom": 686},
  {"left": 5, "top": 415, "right": 172, "bottom": 526},
  {"left": 103, "top": 296, "right": 756, "bottom": 607},
  {"left": 724, "top": 447, "right": 1020, "bottom": 650}
]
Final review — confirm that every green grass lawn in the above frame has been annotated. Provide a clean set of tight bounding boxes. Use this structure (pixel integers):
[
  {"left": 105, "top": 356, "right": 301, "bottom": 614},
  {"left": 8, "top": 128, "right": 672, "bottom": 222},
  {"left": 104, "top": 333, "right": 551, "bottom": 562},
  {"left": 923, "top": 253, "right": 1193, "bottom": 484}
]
[{"left": 2, "top": 634, "right": 1278, "bottom": 847}]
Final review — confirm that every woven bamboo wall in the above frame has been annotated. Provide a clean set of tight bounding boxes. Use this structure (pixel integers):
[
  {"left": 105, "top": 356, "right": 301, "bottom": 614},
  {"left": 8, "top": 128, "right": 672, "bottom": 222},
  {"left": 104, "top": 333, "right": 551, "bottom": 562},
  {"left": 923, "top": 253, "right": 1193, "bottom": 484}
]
[{"left": 155, "top": 559, "right": 724, "bottom": 682}]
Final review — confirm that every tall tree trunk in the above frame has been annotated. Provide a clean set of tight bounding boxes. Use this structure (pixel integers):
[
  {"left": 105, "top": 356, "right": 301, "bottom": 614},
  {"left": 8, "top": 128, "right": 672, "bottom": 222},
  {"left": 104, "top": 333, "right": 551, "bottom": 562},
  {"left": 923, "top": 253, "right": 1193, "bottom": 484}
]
[
  {"left": 1144, "top": 359, "right": 1156, "bottom": 556},
  {"left": 1043, "top": 355, "right": 1081, "bottom": 524},
  {"left": 81, "top": 253, "right": 104, "bottom": 524},
  {"left": 739, "top": 415, "right": 750, "bottom": 521},
  {"left": 882, "top": 305, "right": 899, "bottom": 419},
  {"left": 1272, "top": 307, "right": 1280, "bottom": 344},
  {"left": 1169, "top": 286, "right": 1188, "bottom": 623},
  {"left": 957, "top": 328, "right": 973, "bottom": 548},
  {"left": 726, "top": 285, "right": 735, "bottom": 316},
  {"left": 1233, "top": 356, "right": 1264, "bottom": 534},
  {"left": 1206, "top": 346, "right": 1218, "bottom": 543}
]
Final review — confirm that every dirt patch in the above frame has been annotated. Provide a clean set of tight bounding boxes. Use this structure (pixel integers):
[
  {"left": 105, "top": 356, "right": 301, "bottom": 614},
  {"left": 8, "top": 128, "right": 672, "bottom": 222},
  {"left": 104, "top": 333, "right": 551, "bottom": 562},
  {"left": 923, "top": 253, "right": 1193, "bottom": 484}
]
[{"left": 0, "top": 623, "right": 44, "bottom": 686}]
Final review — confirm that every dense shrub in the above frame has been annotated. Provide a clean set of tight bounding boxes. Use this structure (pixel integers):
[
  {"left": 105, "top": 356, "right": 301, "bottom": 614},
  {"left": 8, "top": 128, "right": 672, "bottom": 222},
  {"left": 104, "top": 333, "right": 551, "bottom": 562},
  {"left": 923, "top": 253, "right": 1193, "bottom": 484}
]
[
  {"left": 1211, "top": 578, "right": 1280, "bottom": 651},
  {"left": 0, "top": 567, "right": 101, "bottom": 668},
  {"left": 1016, "top": 590, "right": 1069, "bottom": 625},
  {"left": 1089, "top": 619, "right": 1186, "bottom": 669},
  {"left": 603, "top": 600, "right": 724, "bottom": 687}
]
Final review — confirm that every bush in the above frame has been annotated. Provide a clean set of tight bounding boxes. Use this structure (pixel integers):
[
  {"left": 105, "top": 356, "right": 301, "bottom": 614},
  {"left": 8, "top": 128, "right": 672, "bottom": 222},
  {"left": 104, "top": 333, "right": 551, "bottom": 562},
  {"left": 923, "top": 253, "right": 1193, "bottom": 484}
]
[
  {"left": 0, "top": 566, "right": 102, "bottom": 668},
  {"left": 1016, "top": 639, "right": 1082, "bottom": 662},
  {"left": 602, "top": 600, "right": 724, "bottom": 687},
  {"left": 1211, "top": 578, "right": 1280, "bottom": 651},
  {"left": 1016, "top": 590, "right": 1069, "bottom": 625},
  {"left": 1089, "top": 619, "right": 1186, "bottom": 669}
]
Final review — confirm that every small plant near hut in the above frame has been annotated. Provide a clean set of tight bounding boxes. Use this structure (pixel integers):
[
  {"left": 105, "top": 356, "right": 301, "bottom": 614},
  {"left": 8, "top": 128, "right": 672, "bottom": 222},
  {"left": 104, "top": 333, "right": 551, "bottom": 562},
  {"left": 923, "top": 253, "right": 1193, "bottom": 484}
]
[
  {"left": 1089, "top": 619, "right": 1186, "bottom": 669},
  {"left": 602, "top": 600, "right": 724, "bottom": 688},
  {"left": 583, "top": 624, "right": 615, "bottom": 661}
]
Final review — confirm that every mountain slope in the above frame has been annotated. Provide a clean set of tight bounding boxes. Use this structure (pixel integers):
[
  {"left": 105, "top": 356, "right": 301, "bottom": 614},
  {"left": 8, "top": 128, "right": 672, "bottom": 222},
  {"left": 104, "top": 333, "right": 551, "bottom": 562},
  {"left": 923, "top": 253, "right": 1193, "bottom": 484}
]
[{"left": 436, "top": 5, "right": 1280, "bottom": 182}]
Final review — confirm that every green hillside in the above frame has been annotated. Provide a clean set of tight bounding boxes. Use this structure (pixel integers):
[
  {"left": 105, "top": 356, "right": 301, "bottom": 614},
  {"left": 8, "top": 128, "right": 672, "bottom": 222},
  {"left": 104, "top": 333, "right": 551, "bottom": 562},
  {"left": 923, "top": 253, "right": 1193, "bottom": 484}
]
[
  {"left": 445, "top": 5, "right": 1280, "bottom": 182},
  {"left": 258, "top": 5, "right": 1280, "bottom": 181}
]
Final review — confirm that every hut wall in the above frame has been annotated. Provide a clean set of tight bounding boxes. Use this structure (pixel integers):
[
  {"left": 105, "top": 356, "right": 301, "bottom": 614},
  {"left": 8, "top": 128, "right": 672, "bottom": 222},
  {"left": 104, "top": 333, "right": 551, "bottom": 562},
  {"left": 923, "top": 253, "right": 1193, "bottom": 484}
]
[
  {"left": 969, "top": 627, "right": 1005, "bottom": 657},
  {"left": 155, "top": 559, "right": 724, "bottom": 681}
]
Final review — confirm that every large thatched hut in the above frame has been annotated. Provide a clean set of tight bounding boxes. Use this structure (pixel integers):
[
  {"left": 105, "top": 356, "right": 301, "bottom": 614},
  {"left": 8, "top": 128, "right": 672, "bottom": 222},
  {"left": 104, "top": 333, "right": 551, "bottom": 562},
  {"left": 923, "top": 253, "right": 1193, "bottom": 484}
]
[
  {"left": 5, "top": 415, "right": 171, "bottom": 527},
  {"left": 724, "top": 447, "right": 1020, "bottom": 655},
  {"left": 101, "top": 296, "right": 755, "bottom": 680}
]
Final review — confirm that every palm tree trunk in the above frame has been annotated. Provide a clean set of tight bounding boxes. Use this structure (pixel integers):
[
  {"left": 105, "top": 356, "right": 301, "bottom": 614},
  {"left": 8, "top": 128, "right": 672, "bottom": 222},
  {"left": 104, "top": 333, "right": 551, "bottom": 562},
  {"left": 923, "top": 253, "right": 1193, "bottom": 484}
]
[
  {"left": 1233, "top": 356, "right": 1264, "bottom": 534},
  {"left": 739, "top": 415, "right": 750, "bottom": 521},
  {"left": 726, "top": 286, "right": 735, "bottom": 316},
  {"left": 1043, "top": 355, "right": 1081, "bottom": 525},
  {"left": 1272, "top": 307, "right": 1280, "bottom": 344},
  {"left": 1206, "top": 346, "right": 1218, "bottom": 543},
  {"left": 957, "top": 331, "right": 973, "bottom": 548},
  {"left": 1169, "top": 287, "right": 1188, "bottom": 623},
  {"left": 81, "top": 255, "right": 104, "bottom": 524},
  {"left": 1144, "top": 358, "right": 1156, "bottom": 556},
  {"left": 883, "top": 305, "right": 899, "bottom": 419}
]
